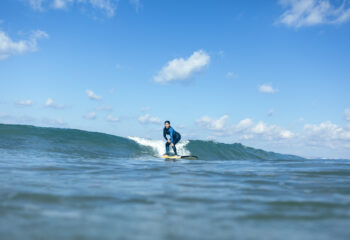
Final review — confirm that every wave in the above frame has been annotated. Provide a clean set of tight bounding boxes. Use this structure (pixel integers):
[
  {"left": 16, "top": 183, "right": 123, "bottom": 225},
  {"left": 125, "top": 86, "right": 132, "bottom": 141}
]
[
  {"left": 128, "top": 136, "right": 191, "bottom": 156},
  {"left": 0, "top": 123, "right": 304, "bottom": 160}
]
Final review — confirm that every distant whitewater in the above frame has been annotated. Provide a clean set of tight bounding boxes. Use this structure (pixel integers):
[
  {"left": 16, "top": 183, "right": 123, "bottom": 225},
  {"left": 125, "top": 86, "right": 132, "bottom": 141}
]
[{"left": 0, "top": 124, "right": 303, "bottom": 160}]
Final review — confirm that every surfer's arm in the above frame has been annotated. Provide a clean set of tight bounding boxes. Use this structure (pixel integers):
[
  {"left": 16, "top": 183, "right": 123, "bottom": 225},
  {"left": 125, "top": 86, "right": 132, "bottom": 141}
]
[
  {"left": 163, "top": 129, "right": 168, "bottom": 141},
  {"left": 169, "top": 128, "right": 174, "bottom": 143}
]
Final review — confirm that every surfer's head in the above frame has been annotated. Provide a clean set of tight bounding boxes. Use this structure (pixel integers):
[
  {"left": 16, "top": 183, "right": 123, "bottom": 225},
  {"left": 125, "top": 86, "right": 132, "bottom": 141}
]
[{"left": 164, "top": 120, "right": 170, "bottom": 129}]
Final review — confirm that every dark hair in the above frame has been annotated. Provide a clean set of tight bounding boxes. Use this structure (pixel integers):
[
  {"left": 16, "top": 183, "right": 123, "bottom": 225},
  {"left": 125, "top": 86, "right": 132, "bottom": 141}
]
[{"left": 164, "top": 120, "right": 170, "bottom": 124}]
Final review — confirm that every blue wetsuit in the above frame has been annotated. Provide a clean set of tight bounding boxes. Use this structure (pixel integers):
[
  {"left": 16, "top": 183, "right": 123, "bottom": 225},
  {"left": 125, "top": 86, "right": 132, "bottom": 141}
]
[{"left": 163, "top": 126, "right": 181, "bottom": 155}]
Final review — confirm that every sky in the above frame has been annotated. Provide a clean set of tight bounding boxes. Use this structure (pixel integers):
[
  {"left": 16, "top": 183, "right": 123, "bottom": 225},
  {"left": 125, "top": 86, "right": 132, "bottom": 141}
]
[{"left": 1, "top": 0, "right": 350, "bottom": 158}]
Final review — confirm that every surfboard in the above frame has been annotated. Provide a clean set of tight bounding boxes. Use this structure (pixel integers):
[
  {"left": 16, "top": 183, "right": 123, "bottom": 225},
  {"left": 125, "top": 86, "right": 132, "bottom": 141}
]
[{"left": 161, "top": 155, "right": 198, "bottom": 160}]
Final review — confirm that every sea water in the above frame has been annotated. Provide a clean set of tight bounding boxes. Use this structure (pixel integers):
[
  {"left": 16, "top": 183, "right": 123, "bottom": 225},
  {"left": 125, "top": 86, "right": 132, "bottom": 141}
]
[{"left": 0, "top": 124, "right": 349, "bottom": 240}]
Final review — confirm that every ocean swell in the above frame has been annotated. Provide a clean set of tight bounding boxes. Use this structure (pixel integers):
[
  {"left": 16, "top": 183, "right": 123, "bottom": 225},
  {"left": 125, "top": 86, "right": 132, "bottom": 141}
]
[{"left": 0, "top": 124, "right": 303, "bottom": 160}]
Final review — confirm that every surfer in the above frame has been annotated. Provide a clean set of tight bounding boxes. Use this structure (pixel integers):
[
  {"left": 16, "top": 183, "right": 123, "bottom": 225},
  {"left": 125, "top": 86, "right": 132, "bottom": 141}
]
[{"left": 163, "top": 121, "right": 181, "bottom": 156}]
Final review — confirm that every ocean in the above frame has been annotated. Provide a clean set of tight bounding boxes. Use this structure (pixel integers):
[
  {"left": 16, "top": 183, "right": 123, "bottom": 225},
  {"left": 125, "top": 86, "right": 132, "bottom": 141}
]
[{"left": 0, "top": 123, "right": 349, "bottom": 240}]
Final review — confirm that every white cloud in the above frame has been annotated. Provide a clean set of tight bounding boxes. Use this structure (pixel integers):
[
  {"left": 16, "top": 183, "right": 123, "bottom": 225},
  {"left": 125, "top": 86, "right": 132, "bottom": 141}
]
[
  {"left": 86, "top": 89, "right": 102, "bottom": 100},
  {"left": 106, "top": 114, "right": 119, "bottom": 122},
  {"left": 344, "top": 108, "right": 350, "bottom": 121},
  {"left": 154, "top": 50, "right": 210, "bottom": 83},
  {"left": 196, "top": 115, "right": 294, "bottom": 140},
  {"left": 138, "top": 114, "right": 161, "bottom": 124},
  {"left": 234, "top": 118, "right": 254, "bottom": 132},
  {"left": 44, "top": 98, "right": 65, "bottom": 109},
  {"left": 29, "top": 0, "right": 45, "bottom": 10},
  {"left": 303, "top": 121, "right": 350, "bottom": 148},
  {"left": 250, "top": 121, "right": 294, "bottom": 139},
  {"left": 193, "top": 111, "right": 350, "bottom": 157},
  {"left": 88, "top": 0, "right": 117, "bottom": 17},
  {"left": 84, "top": 111, "right": 97, "bottom": 120},
  {"left": 96, "top": 105, "right": 112, "bottom": 111},
  {"left": 277, "top": 0, "right": 350, "bottom": 28},
  {"left": 53, "top": 0, "right": 73, "bottom": 9},
  {"left": 27, "top": 0, "right": 118, "bottom": 17},
  {"left": 196, "top": 115, "right": 229, "bottom": 131},
  {"left": 259, "top": 84, "right": 278, "bottom": 93},
  {"left": 0, "top": 29, "right": 48, "bottom": 60},
  {"left": 226, "top": 72, "right": 239, "bottom": 79},
  {"left": 14, "top": 99, "right": 34, "bottom": 106}
]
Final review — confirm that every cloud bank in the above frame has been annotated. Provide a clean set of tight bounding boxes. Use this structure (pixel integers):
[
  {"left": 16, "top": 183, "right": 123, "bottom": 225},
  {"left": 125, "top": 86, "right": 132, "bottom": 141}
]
[{"left": 195, "top": 111, "right": 350, "bottom": 153}]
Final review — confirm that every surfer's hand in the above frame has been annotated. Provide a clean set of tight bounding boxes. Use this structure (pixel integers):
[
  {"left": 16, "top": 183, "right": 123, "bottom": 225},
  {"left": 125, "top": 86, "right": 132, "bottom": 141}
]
[
  {"left": 171, "top": 143, "right": 174, "bottom": 147},
  {"left": 167, "top": 140, "right": 171, "bottom": 143}
]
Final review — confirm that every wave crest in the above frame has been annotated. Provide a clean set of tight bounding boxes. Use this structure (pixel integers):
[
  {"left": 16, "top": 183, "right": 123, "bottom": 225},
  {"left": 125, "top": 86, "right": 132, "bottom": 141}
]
[{"left": 128, "top": 136, "right": 190, "bottom": 156}]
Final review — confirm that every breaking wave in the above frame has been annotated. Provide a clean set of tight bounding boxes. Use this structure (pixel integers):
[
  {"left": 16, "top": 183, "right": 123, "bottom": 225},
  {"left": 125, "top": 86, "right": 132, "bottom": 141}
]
[{"left": 0, "top": 124, "right": 303, "bottom": 160}]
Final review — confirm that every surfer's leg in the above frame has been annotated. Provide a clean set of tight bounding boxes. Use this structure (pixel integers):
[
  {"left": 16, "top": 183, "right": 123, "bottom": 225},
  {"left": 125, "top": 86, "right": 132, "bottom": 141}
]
[
  {"left": 172, "top": 145, "right": 177, "bottom": 155},
  {"left": 165, "top": 142, "right": 170, "bottom": 154},
  {"left": 172, "top": 137, "right": 180, "bottom": 155}
]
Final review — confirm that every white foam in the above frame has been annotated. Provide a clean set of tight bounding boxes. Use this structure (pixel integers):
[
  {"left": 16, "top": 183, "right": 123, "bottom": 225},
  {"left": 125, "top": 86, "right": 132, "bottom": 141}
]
[{"left": 128, "top": 136, "right": 190, "bottom": 156}]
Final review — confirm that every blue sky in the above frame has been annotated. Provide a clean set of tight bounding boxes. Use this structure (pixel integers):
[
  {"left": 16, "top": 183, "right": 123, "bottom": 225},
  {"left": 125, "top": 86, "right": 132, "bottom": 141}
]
[{"left": 1, "top": 0, "right": 350, "bottom": 158}]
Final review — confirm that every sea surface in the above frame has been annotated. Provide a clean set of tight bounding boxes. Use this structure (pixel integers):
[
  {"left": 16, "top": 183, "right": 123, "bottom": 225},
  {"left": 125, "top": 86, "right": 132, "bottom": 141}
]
[{"left": 0, "top": 124, "right": 349, "bottom": 240}]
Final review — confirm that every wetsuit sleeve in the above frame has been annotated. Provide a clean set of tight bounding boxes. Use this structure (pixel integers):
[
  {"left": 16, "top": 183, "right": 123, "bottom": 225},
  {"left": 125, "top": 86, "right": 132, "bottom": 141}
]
[
  {"left": 163, "top": 128, "right": 168, "bottom": 141},
  {"left": 169, "top": 128, "right": 174, "bottom": 143}
]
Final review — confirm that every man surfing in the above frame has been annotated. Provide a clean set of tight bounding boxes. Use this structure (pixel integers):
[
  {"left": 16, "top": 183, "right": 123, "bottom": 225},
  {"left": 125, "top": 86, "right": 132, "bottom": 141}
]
[{"left": 163, "top": 120, "right": 181, "bottom": 156}]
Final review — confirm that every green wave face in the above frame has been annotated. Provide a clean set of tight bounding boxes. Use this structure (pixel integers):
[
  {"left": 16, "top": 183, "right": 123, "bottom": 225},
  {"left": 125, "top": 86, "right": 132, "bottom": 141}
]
[
  {"left": 185, "top": 140, "right": 304, "bottom": 160},
  {"left": 0, "top": 124, "right": 154, "bottom": 159},
  {"left": 0, "top": 124, "right": 303, "bottom": 160}
]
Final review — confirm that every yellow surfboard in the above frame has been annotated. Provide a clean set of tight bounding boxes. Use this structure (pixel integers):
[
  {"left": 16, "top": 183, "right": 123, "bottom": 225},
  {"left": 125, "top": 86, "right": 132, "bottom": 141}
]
[
  {"left": 161, "top": 155, "right": 198, "bottom": 160},
  {"left": 161, "top": 155, "right": 181, "bottom": 159}
]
